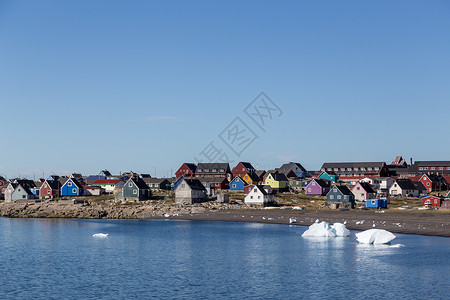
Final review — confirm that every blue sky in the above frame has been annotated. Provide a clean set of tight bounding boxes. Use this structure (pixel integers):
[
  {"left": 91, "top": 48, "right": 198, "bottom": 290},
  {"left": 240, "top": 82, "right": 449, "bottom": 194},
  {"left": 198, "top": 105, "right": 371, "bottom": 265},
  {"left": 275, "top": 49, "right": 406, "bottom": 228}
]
[{"left": 1, "top": 0, "right": 449, "bottom": 178}]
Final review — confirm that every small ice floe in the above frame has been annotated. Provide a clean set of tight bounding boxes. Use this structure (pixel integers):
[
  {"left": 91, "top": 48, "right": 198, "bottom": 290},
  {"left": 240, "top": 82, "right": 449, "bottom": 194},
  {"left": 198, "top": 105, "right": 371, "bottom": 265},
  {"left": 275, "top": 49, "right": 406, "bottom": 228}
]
[
  {"left": 390, "top": 244, "right": 405, "bottom": 248},
  {"left": 93, "top": 233, "right": 108, "bottom": 238},
  {"left": 301, "top": 221, "right": 350, "bottom": 237},
  {"left": 355, "top": 229, "right": 396, "bottom": 244},
  {"left": 289, "top": 218, "right": 297, "bottom": 224},
  {"left": 355, "top": 220, "right": 365, "bottom": 225},
  {"left": 164, "top": 213, "right": 170, "bottom": 218}
]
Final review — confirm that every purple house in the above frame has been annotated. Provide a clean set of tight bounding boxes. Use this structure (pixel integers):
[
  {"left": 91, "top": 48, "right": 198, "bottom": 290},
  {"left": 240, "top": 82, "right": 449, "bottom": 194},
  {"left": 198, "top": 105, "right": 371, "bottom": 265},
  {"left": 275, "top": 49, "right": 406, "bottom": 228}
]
[{"left": 305, "top": 178, "right": 331, "bottom": 195}]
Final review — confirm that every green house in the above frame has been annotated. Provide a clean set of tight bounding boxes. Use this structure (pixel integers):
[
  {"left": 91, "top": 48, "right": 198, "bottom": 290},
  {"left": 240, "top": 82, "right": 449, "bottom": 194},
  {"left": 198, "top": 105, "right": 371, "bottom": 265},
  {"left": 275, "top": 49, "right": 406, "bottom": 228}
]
[
  {"left": 144, "top": 178, "right": 172, "bottom": 190},
  {"left": 319, "top": 171, "right": 338, "bottom": 183},
  {"left": 120, "top": 176, "right": 152, "bottom": 201}
]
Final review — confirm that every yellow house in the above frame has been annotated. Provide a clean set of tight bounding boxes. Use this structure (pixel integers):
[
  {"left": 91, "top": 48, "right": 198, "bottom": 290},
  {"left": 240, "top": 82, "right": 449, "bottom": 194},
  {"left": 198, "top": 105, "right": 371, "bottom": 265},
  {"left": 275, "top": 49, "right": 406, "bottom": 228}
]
[
  {"left": 243, "top": 172, "right": 262, "bottom": 185},
  {"left": 264, "top": 173, "right": 289, "bottom": 192}
]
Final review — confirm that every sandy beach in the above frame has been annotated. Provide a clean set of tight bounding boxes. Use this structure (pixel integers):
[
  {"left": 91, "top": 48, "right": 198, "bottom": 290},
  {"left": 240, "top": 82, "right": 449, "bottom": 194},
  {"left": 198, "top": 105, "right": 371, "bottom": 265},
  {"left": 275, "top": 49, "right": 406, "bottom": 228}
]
[{"left": 168, "top": 209, "right": 450, "bottom": 237}]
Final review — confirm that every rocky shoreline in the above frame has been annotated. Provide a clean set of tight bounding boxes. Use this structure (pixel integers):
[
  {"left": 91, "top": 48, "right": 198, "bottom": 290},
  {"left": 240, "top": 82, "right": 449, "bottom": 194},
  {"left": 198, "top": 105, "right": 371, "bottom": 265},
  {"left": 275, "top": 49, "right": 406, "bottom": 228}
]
[{"left": 1, "top": 201, "right": 449, "bottom": 237}]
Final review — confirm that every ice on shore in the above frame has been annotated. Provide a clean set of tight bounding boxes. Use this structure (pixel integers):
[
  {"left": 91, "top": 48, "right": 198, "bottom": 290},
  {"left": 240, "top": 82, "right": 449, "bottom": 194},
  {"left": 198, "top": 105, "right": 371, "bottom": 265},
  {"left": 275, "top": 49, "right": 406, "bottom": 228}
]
[
  {"left": 93, "top": 233, "right": 109, "bottom": 238},
  {"left": 301, "top": 221, "right": 350, "bottom": 237},
  {"left": 355, "top": 229, "right": 396, "bottom": 244}
]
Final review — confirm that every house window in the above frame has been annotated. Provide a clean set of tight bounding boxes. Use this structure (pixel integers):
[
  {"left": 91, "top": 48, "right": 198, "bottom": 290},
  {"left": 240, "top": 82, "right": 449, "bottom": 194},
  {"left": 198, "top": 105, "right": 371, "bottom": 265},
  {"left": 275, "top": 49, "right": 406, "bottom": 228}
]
[
  {"left": 232, "top": 184, "right": 236, "bottom": 188},
  {"left": 308, "top": 188, "right": 311, "bottom": 192},
  {"left": 419, "top": 167, "right": 423, "bottom": 170},
  {"left": 374, "top": 167, "right": 380, "bottom": 171},
  {"left": 250, "top": 196, "right": 253, "bottom": 199},
  {"left": 330, "top": 195, "right": 334, "bottom": 199},
  {"left": 212, "top": 169, "right": 217, "bottom": 172},
  {"left": 312, "top": 182, "right": 315, "bottom": 186},
  {"left": 181, "top": 184, "right": 185, "bottom": 188},
  {"left": 68, "top": 182, "right": 72, "bottom": 187},
  {"left": 368, "top": 167, "right": 372, "bottom": 171},
  {"left": 47, "top": 190, "right": 51, "bottom": 195},
  {"left": 242, "top": 168, "right": 245, "bottom": 171},
  {"left": 357, "top": 187, "right": 360, "bottom": 190},
  {"left": 219, "top": 169, "right": 225, "bottom": 172},
  {"left": 129, "top": 183, "right": 132, "bottom": 187},
  {"left": 371, "top": 200, "right": 376, "bottom": 205},
  {"left": 258, "top": 196, "right": 261, "bottom": 199},
  {"left": 72, "top": 188, "right": 77, "bottom": 193},
  {"left": 430, "top": 167, "right": 435, "bottom": 170},
  {"left": 426, "top": 182, "right": 430, "bottom": 186},
  {"left": 22, "top": 195, "right": 26, "bottom": 199},
  {"left": 133, "top": 189, "right": 137, "bottom": 194},
  {"left": 254, "top": 188, "right": 257, "bottom": 192},
  {"left": 337, "top": 195, "right": 342, "bottom": 199}
]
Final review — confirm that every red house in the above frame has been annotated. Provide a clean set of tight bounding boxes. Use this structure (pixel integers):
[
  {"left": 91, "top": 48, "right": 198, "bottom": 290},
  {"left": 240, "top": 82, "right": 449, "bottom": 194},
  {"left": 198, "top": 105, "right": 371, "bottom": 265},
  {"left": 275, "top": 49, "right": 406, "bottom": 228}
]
[
  {"left": 232, "top": 162, "right": 256, "bottom": 178},
  {"left": 419, "top": 174, "right": 448, "bottom": 193},
  {"left": 39, "top": 180, "right": 61, "bottom": 199},
  {"left": 422, "top": 195, "right": 444, "bottom": 207},
  {"left": 175, "top": 163, "right": 197, "bottom": 178}
]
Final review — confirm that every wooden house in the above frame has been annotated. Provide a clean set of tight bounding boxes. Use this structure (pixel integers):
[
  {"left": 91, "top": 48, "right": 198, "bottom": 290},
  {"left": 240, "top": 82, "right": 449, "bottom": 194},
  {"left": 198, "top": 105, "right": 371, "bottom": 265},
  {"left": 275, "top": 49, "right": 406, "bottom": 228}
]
[
  {"left": 365, "top": 199, "right": 387, "bottom": 209},
  {"left": 318, "top": 171, "right": 338, "bottom": 183},
  {"left": 418, "top": 174, "right": 448, "bottom": 193},
  {"left": 276, "top": 162, "right": 308, "bottom": 178},
  {"left": 351, "top": 182, "right": 376, "bottom": 202},
  {"left": 118, "top": 176, "right": 151, "bottom": 201},
  {"left": 230, "top": 176, "right": 246, "bottom": 191},
  {"left": 195, "top": 163, "right": 232, "bottom": 180},
  {"left": 422, "top": 195, "right": 444, "bottom": 208},
  {"left": 389, "top": 179, "right": 426, "bottom": 197},
  {"left": 305, "top": 179, "right": 331, "bottom": 196},
  {"left": 244, "top": 185, "right": 274, "bottom": 206},
  {"left": 232, "top": 162, "right": 256, "bottom": 178},
  {"left": 321, "top": 162, "right": 389, "bottom": 184},
  {"left": 60, "top": 178, "right": 84, "bottom": 196},
  {"left": 288, "top": 178, "right": 303, "bottom": 191},
  {"left": 92, "top": 179, "right": 123, "bottom": 193},
  {"left": 84, "top": 185, "right": 104, "bottom": 196},
  {"left": 175, "top": 163, "right": 197, "bottom": 178},
  {"left": 197, "top": 176, "right": 229, "bottom": 193},
  {"left": 40, "top": 180, "right": 61, "bottom": 199},
  {"left": 143, "top": 178, "right": 172, "bottom": 190},
  {"left": 264, "top": 173, "right": 289, "bottom": 192},
  {"left": 326, "top": 185, "right": 355, "bottom": 208},
  {"left": 4, "top": 183, "right": 34, "bottom": 202},
  {"left": 360, "top": 177, "right": 395, "bottom": 192},
  {"left": 242, "top": 172, "right": 261, "bottom": 185},
  {"left": 175, "top": 178, "right": 207, "bottom": 205}
]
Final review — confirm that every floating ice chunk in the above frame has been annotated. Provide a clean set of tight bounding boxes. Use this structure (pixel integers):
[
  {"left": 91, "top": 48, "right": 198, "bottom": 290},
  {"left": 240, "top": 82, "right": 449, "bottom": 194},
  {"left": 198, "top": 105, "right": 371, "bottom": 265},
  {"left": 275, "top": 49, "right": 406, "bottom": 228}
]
[
  {"left": 302, "top": 221, "right": 336, "bottom": 237},
  {"left": 93, "top": 233, "right": 108, "bottom": 238},
  {"left": 331, "top": 223, "right": 350, "bottom": 237},
  {"left": 355, "top": 229, "right": 396, "bottom": 244}
]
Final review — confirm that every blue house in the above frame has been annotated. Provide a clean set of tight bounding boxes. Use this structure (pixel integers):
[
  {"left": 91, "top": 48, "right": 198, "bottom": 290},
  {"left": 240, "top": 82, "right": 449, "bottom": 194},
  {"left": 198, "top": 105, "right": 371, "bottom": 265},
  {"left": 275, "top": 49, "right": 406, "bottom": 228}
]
[
  {"left": 230, "top": 176, "right": 246, "bottom": 191},
  {"left": 326, "top": 185, "right": 355, "bottom": 208},
  {"left": 61, "top": 178, "right": 84, "bottom": 196},
  {"left": 365, "top": 199, "right": 387, "bottom": 208},
  {"left": 319, "top": 171, "right": 338, "bottom": 183}
]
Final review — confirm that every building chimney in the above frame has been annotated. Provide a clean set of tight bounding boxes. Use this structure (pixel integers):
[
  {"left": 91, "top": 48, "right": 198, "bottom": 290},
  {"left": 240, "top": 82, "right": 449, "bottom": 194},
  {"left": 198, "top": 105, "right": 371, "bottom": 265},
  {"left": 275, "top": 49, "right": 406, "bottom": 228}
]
[{"left": 410, "top": 158, "right": 413, "bottom": 166}]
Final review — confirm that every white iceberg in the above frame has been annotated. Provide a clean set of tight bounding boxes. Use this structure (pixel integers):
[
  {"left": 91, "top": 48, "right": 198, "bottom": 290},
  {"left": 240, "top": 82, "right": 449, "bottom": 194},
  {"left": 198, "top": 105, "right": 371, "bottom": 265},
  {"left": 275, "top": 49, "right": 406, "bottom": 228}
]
[
  {"left": 302, "top": 221, "right": 350, "bottom": 237},
  {"left": 92, "top": 233, "right": 109, "bottom": 238},
  {"left": 331, "top": 223, "right": 350, "bottom": 237},
  {"left": 355, "top": 229, "right": 396, "bottom": 244}
]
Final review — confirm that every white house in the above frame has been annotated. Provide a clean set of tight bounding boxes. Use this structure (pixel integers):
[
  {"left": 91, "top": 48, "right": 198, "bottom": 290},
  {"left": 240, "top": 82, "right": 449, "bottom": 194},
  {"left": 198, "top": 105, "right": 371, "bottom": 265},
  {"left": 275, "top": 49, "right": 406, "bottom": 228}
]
[
  {"left": 175, "top": 178, "right": 207, "bottom": 205},
  {"left": 389, "top": 179, "right": 426, "bottom": 197},
  {"left": 360, "top": 177, "right": 395, "bottom": 191},
  {"left": 244, "top": 185, "right": 274, "bottom": 206}
]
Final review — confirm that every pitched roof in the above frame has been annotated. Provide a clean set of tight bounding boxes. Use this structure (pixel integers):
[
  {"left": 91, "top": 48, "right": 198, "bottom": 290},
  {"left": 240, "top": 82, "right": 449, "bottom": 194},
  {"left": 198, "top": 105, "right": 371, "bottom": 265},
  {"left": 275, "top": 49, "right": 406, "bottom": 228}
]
[
  {"left": 15, "top": 179, "right": 36, "bottom": 189},
  {"left": 92, "top": 179, "right": 122, "bottom": 185},
  {"left": 268, "top": 173, "right": 288, "bottom": 181},
  {"left": 322, "top": 162, "right": 386, "bottom": 169},
  {"left": 394, "top": 179, "right": 416, "bottom": 190},
  {"left": 45, "top": 180, "right": 61, "bottom": 190},
  {"left": 358, "top": 182, "right": 375, "bottom": 193},
  {"left": 277, "top": 162, "right": 307, "bottom": 174},
  {"left": 182, "top": 178, "right": 206, "bottom": 191},
  {"left": 255, "top": 170, "right": 266, "bottom": 177},
  {"left": 140, "top": 174, "right": 152, "bottom": 178},
  {"left": 331, "top": 185, "right": 353, "bottom": 196},
  {"left": 415, "top": 161, "right": 450, "bottom": 166},
  {"left": 128, "top": 176, "right": 150, "bottom": 190},
  {"left": 143, "top": 178, "right": 170, "bottom": 184},
  {"left": 196, "top": 176, "right": 228, "bottom": 184},
  {"left": 14, "top": 184, "right": 33, "bottom": 195},
  {"left": 313, "top": 178, "right": 331, "bottom": 188},
  {"left": 412, "top": 181, "right": 426, "bottom": 191},
  {"left": 250, "top": 185, "right": 268, "bottom": 195},
  {"left": 246, "top": 172, "right": 261, "bottom": 182}
]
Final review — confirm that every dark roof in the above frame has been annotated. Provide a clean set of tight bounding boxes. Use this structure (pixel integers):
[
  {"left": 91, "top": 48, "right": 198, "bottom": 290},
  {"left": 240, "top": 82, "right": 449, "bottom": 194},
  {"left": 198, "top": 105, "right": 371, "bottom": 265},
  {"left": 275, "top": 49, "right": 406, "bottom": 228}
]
[
  {"left": 395, "top": 179, "right": 416, "bottom": 190},
  {"left": 16, "top": 179, "right": 36, "bottom": 189},
  {"left": 415, "top": 161, "right": 450, "bottom": 166},
  {"left": 412, "top": 181, "right": 426, "bottom": 191},
  {"left": 140, "top": 174, "right": 152, "bottom": 178},
  {"left": 183, "top": 179, "right": 206, "bottom": 191},
  {"left": 196, "top": 163, "right": 230, "bottom": 173},
  {"left": 331, "top": 185, "right": 353, "bottom": 196},
  {"left": 252, "top": 185, "right": 268, "bottom": 195},
  {"left": 313, "top": 178, "right": 331, "bottom": 188},
  {"left": 69, "top": 178, "right": 84, "bottom": 189},
  {"left": 17, "top": 184, "right": 33, "bottom": 195},
  {"left": 100, "top": 170, "right": 112, "bottom": 176},
  {"left": 277, "top": 162, "right": 307, "bottom": 174},
  {"left": 143, "top": 178, "right": 170, "bottom": 184},
  {"left": 196, "top": 176, "right": 228, "bottom": 184},
  {"left": 46, "top": 180, "right": 61, "bottom": 190},
  {"left": 322, "top": 162, "right": 386, "bottom": 169},
  {"left": 321, "top": 171, "right": 337, "bottom": 176},
  {"left": 129, "top": 176, "right": 150, "bottom": 190},
  {"left": 268, "top": 173, "right": 288, "bottom": 181},
  {"left": 358, "top": 182, "right": 376, "bottom": 193},
  {"left": 255, "top": 170, "right": 266, "bottom": 177},
  {"left": 184, "top": 163, "right": 197, "bottom": 172},
  {"left": 246, "top": 172, "right": 261, "bottom": 182}
]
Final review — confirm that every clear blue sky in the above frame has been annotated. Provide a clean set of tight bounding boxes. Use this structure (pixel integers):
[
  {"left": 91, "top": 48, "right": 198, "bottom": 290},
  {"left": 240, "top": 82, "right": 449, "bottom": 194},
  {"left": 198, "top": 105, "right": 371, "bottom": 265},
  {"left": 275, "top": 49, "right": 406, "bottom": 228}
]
[{"left": 1, "top": 0, "right": 449, "bottom": 179}]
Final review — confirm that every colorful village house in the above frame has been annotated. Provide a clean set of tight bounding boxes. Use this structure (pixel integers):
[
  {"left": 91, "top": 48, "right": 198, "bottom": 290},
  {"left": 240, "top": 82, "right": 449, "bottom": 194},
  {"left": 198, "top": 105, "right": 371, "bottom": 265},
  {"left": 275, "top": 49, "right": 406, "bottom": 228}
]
[
  {"left": 389, "top": 179, "right": 426, "bottom": 197},
  {"left": 60, "top": 178, "right": 84, "bottom": 196},
  {"left": 195, "top": 163, "right": 232, "bottom": 181},
  {"left": 117, "top": 175, "right": 151, "bottom": 201},
  {"left": 242, "top": 172, "right": 262, "bottom": 185},
  {"left": 143, "top": 178, "right": 172, "bottom": 190},
  {"left": 305, "top": 179, "right": 331, "bottom": 196},
  {"left": 244, "top": 185, "right": 274, "bottom": 206},
  {"left": 92, "top": 179, "right": 123, "bottom": 193},
  {"left": 288, "top": 178, "right": 303, "bottom": 191},
  {"left": 321, "top": 162, "right": 389, "bottom": 184},
  {"left": 318, "top": 171, "right": 338, "bottom": 183},
  {"left": 232, "top": 162, "right": 256, "bottom": 178},
  {"left": 230, "top": 176, "right": 246, "bottom": 191},
  {"left": 264, "top": 173, "right": 289, "bottom": 192},
  {"left": 422, "top": 195, "right": 444, "bottom": 208},
  {"left": 197, "top": 176, "right": 229, "bottom": 195},
  {"left": 351, "top": 182, "right": 376, "bottom": 202},
  {"left": 174, "top": 178, "right": 207, "bottom": 205},
  {"left": 360, "top": 177, "right": 395, "bottom": 192},
  {"left": 39, "top": 180, "right": 61, "bottom": 199},
  {"left": 418, "top": 174, "right": 448, "bottom": 193},
  {"left": 277, "top": 162, "right": 308, "bottom": 178},
  {"left": 326, "top": 185, "right": 355, "bottom": 208},
  {"left": 175, "top": 163, "right": 197, "bottom": 178},
  {"left": 4, "top": 183, "right": 34, "bottom": 202}
]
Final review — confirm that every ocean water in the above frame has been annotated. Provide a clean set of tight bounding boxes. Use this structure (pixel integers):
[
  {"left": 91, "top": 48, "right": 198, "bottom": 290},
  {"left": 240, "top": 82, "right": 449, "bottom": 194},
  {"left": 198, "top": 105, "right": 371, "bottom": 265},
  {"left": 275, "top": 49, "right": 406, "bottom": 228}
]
[{"left": 0, "top": 218, "right": 448, "bottom": 299}]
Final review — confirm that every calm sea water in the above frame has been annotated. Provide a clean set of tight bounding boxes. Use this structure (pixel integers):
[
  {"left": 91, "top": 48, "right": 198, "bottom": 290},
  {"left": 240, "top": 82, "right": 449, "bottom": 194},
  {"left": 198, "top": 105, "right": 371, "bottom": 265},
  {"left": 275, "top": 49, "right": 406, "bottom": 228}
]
[{"left": 0, "top": 218, "right": 448, "bottom": 299}]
